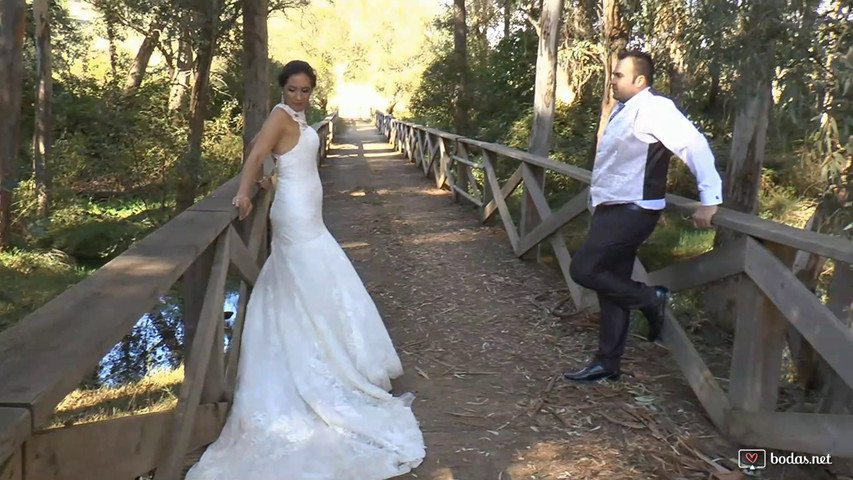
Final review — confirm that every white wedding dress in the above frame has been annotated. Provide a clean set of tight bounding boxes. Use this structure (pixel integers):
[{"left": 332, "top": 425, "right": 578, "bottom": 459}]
[{"left": 184, "top": 103, "right": 425, "bottom": 480}]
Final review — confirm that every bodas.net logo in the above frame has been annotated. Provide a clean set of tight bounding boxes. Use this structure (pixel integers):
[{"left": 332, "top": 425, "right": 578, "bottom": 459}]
[{"left": 738, "top": 449, "right": 767, "bottom": 470}]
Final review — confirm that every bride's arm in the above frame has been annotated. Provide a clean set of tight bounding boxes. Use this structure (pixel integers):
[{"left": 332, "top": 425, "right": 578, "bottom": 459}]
[
  {"left": 243, "top": 133, "right": 273, "bottom": 191},
  {"left": 233, "top": 110, "right": 292, "bottom": 219}
]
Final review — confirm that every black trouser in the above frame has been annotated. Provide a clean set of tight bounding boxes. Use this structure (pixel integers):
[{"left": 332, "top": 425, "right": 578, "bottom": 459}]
[{"left": 569, "top": 203, "right": 661, "bottom": 370}]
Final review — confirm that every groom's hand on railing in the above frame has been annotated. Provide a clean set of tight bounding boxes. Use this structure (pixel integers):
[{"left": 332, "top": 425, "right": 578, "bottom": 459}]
[{"left": 692, "top": 204, "right": 718, "bottom": 229}]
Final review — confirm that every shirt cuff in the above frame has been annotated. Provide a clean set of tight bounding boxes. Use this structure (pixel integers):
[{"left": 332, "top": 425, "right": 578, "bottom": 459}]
[{"left": 699, "top": 188, "right": 723, "bottom": 206}]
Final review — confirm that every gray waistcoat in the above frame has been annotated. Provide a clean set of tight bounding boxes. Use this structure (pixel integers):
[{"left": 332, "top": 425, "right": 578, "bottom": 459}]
[{"left": 589, "top": 93, "right": 671, "bottom": 207}]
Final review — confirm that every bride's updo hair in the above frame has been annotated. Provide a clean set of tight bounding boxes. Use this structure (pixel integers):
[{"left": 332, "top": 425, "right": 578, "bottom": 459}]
[{"left": 278, "top": 60, "right": 317, "bottom": 88}]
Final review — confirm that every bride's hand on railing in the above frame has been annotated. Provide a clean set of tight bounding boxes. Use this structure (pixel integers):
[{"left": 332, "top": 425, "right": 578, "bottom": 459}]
[
  {"left": 233, "top": 195, "right": 253, "bottom": 220},
  {"left": 256, "top": 177, "right": 273, "bottom": 191}
]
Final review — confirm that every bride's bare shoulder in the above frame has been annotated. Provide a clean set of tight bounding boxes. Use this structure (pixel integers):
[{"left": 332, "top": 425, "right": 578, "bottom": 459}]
[{"left": 262, "top": 108, "right": 298, "bottom": 142}]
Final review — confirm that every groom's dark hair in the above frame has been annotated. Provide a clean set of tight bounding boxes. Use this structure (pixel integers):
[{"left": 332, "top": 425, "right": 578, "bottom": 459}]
[
  {"left": 278, "top": 60, "right": 317, "bottom": 88},
  {"left": 617, "top": 50, "right": 655, "bottom": 86}
]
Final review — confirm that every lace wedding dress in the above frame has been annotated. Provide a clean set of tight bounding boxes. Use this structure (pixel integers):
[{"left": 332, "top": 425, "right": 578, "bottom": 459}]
[{"left": 184, "top": 103, "right": 425, "bottom": 480}]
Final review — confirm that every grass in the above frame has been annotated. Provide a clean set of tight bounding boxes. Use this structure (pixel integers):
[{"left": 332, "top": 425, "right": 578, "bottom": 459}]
[
  {"left": 48, "top": 365, "right": 183, "bottom": 429},
  {"left": 0, "top": 248, "right": 92, "bottom": 333},
  {"left": 639, "top": 213, "right": 716, "bottom": 272},
  {"left": 0, "top": 196, "right": 178, "bottom": 334}
]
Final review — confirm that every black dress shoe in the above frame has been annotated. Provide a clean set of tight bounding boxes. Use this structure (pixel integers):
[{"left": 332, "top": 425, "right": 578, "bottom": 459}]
[
  {"left": 563, "top": 362, "right": 620, "bottom": 382},
  {"left": 642, "top": 286, "right": 669, "bottom": 342}
]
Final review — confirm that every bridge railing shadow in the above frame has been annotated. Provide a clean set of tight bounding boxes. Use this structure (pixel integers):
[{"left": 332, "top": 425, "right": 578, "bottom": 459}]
[
  {"left": 0, "top": 113, "right": 337, "bottom": 480},
  {"left": 374, "top": 111, "right": 853, "bottom": 460}
]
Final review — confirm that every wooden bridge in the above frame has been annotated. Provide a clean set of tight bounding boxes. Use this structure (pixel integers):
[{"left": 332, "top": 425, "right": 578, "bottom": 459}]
[{"left": 0, "top": 111, "right": 851, "bottom": 479}]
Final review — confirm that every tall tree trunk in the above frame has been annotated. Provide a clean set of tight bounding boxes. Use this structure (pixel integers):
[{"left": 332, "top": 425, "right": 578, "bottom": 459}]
[
  {"left": 106, "top": 14, "right": 118, "bottom": 78},
  {"left": 169, "top": 24, "right": 193, "bottom": 114},
  {"left": 33, "top": 0, "right": 51, "bottom": 219},
  {"left": 713, "top": 0, "right": 784, "bottom": 247},
  {"left": 504, "top": 0, "right": 512, "bottom": 37},
  {"left": 242, "top": 0, "right": 269, "bottom": 157},
  {"left": 721, "top": 87, "right": 772, "bottom": 214},
  {"left": 705, "top": 59, "right": 721, "bottom": 117},
  {"left": 0, "top": 0, "right": 26, "bottom": 248},
  {"left": 452, "top": 0, "right": 469, "bottom": 136},
  {"left": 666, "top": 5, "right": 687, "bottom": 100},
  {"left": 521, "top": 0, "right": 565, "bottom": 260},
  {"left": 586, "top": 0, "right": 628, "bottom": 169},
  {"left": 570, "top": 0, "right": 595, "bottom": 37},
  {"left": 705, "top": 0, "right": 781, "bottom": 333},
  {"left": 123, "top": 22, "right": 163, "bottom": 96},
  {"left": 526, "top": 0, "right": 564, "bottom": 157},
  {"left": 594, "top": 0, "right": 629, "bottom": 145},
  {"left": 175, "top": 3, "right": 219, "bottom": 212}
]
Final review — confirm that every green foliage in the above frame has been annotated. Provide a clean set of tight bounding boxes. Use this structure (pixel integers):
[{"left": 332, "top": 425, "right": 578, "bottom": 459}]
[
  {"left": 408, "top": 28, "right": 539, "bottom": 138},
  {"left": 44, "top": 216, "right": 148, "bottom": 261},
  {"left": 407, "top": 51, "right": 457, "bottom": 130},
  {"left": 9, "top": 1, "right": 245, "bottom": 263},
  {"left": 471, "top": 29, "right": 539, "bottom": 142},
  {"left": 24, "top": 197, "right": 165, "bottom": 262}
]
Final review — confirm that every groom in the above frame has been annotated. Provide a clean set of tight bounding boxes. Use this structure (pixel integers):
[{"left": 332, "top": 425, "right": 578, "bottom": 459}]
[{"left": 563, "top": 50, "right": 722, "bottom": 382}]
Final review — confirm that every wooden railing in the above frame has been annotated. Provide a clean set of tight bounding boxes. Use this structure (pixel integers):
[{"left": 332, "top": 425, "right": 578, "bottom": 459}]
[
  {"left": 376, "top": 112, "right": 853, "bottom": 458},
  {"left": 0, "top": 112, "right": 337, "bottom": 480}
]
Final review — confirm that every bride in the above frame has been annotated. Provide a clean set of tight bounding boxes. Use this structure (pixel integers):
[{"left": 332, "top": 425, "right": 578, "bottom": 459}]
[{"left": 184, "top": 60, "right": 425, "bottom": 480}]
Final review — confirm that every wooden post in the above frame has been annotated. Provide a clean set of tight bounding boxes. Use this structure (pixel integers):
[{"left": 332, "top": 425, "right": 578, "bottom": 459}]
[
  {"left": 728, "top": 276, "right": 787, "bottom": 412},
  {"left": 249, "top": 189, "right": 271, "bottom": 265},
  {"left": 520, "top": 164, "right": 546, "bottom": 261},
  {"left": 0, "top": 446, "right": 22, "bottom": 480},
  {"left": 818, "top": 260, "right": 853, "bottom": 413},
  {"left": 200, "top": 319, "right": 225, "bottom": 404},
  {"left": 417, "top": 130, "right": 427, "bottom": 169},
  {"left": 154, "top": 232, "right": 230, "bottom": 480},
  {"left": 437, "top": 137, "right": 450, "bottom": 190},
  {"left": 728, "top": 242, "right": 796, "bottom": 412},
  {"left": 481, "top": 150, "right": 497, "bottom": 214},
  {"left": 181, "top": 242, "right": 215, "bottom": 357},
  {"left": 407, "top": 126, "right": 414, "bottom": 162},
  {"left": 225, "top": 190, "right": 269, "bottom": 402},
  {"left": 422, "top": 133, "right": 433, "bottom": 177},
  {"left": 454, "top": 141, "right": 469, "bottom": 202}
]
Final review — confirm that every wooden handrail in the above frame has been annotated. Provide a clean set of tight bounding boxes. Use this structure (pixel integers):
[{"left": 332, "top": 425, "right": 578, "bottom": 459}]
[
  {"left": 0, "top": 112, "right": 337, "bottom": 479},
  {"left": 378, "top": 115, "right": 853, "bottom": 264}
]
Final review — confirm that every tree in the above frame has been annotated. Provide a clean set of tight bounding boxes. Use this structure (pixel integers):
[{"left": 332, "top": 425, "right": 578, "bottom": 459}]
[
  {"left": 713, "top": 0, "right": 786, "bottom": 247},
  {"left": 0, "top": 0, "right": 26, "bottom": 248},
  {"left": 32, "top": 0, "right": 52, "bottom": 219},
  {"left": 175, "top": 0, "right": 222, "bottom": 212},
  {"left": 123, "top": 21, "right": 164, "bottom": 96},
  {"left": 520, "top": 0, "right": 565, "bottom": 260},
  {"left": 594, "top": 0, "right": 629, "bottom": 145},
  {"left": 242, "top": 0, "right": 269, "bottom": 155},
  {"left": 452, "top": 0, "right": 470, "bottom": 135}
]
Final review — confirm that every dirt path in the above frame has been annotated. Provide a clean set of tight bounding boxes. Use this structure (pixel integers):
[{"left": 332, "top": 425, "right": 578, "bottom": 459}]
[{"left": 318, "top": 121, "right": 847, "bottom": 480}]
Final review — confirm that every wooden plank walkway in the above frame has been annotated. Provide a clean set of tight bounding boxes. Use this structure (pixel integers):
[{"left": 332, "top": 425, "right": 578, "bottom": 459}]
[{"left": 318, "top": 121, "right": 848, "bottom": 480}]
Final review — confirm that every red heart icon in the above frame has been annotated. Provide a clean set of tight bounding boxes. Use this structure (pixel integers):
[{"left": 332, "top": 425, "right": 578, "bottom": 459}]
[{"left": 745, "top": 452, "right": 758, "bottom": 464}]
